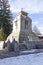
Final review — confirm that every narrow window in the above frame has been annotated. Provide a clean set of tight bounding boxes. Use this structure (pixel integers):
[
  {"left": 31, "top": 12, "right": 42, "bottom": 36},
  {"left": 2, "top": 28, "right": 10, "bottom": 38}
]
[
  {"left": 25, "top": 20, "right": 28, "bottom": 29},
  {"left": 15, "top": 21, "right": 17, "bottom": 29}
]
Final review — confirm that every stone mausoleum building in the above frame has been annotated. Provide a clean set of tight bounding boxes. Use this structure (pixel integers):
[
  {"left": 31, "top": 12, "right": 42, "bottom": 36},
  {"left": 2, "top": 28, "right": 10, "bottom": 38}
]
[{"left": 7, "top": 11, "right": 40, "bottom": 43}]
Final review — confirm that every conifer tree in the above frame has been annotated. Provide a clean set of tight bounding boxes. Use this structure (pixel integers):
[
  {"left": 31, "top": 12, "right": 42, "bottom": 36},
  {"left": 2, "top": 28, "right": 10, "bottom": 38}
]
[{"left": 0, "top": 0, "right": 12, "bottom": 40}]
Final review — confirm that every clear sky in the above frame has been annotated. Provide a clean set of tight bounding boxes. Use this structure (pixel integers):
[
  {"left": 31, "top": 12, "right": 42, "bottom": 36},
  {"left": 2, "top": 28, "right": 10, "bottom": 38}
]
[{"left": 9, "top": 0, "right": 43, "bottom": 34}]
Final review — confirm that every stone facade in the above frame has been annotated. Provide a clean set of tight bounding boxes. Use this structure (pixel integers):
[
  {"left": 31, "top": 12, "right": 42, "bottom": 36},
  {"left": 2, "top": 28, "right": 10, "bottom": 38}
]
[
  {"left": 7, "top": 11, "right": 40, "bottom": 43},
  {"left": 0, "top": 11, "right": 43, "bottom": 52}
]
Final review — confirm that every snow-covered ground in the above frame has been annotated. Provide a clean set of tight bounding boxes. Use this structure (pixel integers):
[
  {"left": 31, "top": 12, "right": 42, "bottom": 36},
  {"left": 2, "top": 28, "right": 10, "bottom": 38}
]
[{"left": 0, "top": 52, "right": 43, "bottom": 65}]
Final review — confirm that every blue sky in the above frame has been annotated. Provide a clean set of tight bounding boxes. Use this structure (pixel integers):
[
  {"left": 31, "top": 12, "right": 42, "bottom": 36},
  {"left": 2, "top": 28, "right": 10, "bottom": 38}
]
[{"left": 9, "top": 0, "right": 43, "bottom": 34}]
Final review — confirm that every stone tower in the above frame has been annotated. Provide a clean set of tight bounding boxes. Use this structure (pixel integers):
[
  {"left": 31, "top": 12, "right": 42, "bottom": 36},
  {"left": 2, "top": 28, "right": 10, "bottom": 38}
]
[
  {"left": 7, "top": 11, "right": 40, "bottom": 43},
  {"left": 13, "top": 11, "right": 32, "bottom": 43}
]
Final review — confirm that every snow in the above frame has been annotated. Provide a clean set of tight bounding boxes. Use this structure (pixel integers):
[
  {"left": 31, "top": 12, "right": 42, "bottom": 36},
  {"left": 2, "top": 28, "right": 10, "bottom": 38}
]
[
  {"left": 19, "top": 49, "right": 43, "bottom": 56},
  {"left": 0, "top": 52, "right": 43, "bottom": 65},
  {"left": 0, "top": 41, "right": 4, "bottom": 50},
  {"left": 20, "top": 49, "right": 38, "bottom": 53}
]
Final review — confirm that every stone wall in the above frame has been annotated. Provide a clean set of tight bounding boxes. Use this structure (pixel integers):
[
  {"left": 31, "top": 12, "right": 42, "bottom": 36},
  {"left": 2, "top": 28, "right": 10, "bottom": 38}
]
[
  {"left": 0, "top": 40, "right": 43, "bottom": 52},
  {"left": 23, "top": 41, "right": 43, "bottom": 50}
]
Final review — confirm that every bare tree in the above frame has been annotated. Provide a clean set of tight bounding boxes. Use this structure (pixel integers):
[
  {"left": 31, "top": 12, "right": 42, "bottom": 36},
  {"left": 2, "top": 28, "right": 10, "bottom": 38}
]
[{"left": 33, "top": 26, "right": 41, "bottom": 35}]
